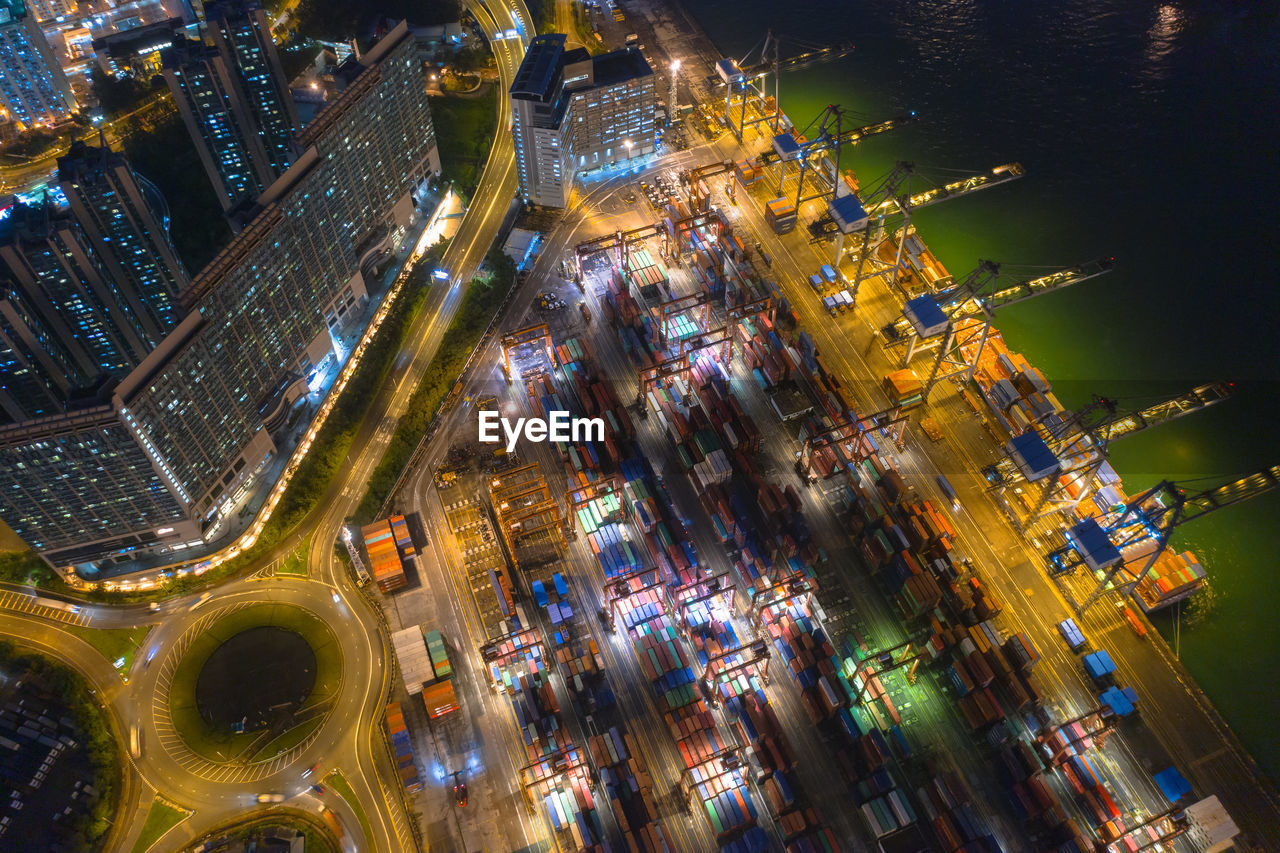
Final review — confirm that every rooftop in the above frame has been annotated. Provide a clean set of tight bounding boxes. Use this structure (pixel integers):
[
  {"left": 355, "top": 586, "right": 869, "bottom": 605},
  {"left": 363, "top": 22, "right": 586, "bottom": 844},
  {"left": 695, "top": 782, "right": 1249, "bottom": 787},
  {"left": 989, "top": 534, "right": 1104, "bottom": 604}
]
[
  {"left": 588, "top": 46, "right": 652, "bottom": 87},
  {"left": 511, "top": 33, "right": 567, "bottom": 101}
]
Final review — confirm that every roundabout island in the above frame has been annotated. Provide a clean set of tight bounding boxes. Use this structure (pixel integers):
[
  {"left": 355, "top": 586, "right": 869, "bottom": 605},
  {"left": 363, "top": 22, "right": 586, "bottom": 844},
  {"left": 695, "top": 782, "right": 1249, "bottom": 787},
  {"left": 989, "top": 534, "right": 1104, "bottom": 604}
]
[{"left": 164, "top": 603, "right": 342, "bottom": 766}]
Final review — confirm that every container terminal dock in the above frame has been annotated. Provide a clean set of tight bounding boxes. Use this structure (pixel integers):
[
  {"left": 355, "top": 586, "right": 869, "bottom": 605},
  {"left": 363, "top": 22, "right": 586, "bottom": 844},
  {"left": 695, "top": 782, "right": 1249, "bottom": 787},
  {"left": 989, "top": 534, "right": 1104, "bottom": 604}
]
[{"left": 364, "top": 9, "right": 1280, "bottom": 853}]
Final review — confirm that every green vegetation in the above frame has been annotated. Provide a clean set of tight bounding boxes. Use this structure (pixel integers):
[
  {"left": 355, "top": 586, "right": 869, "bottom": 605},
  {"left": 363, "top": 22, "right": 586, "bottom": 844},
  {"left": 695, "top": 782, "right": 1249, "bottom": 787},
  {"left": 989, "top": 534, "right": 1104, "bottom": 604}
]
[
  {"left": 293, "top": 0, "right": 461, "bottom": 42},
  {"left": 0, "top": 549, "right": 73, "bottom": 593},
  {"left": 279, "top": 41, "right": 323, "bottom": 83},
  {"left": 355, "top": 245, "right": 517, "bottom": 522},
  {"left": 250, "top": 715, "right": 323, "bottom": 761},
  {"left": 278, "top": 533, "right": 313, "bottom": 576},
  {"left": 63, "top": 624, "right": 152, "bottom": 677},
  {"left": 204, "top": 258, "right": 440, "bottom": 584},
  {"left": 322, "top": 770, "right": 374, "bottom": 847},
  {"left": 129, "top": 798, "right": 189, "bottom": 853},
  {"left": 167, "top": 603, "right": 341, "bottom": 762},
  {"left": 1, "top": 126, "right": 65, "bottom": 159},
  {"left": 198, "top": 811, "right": 338, "bottom": 853},
  {"left": 90, "top": 68, "right": 167, "bottom": 120},
  {"left": 9, "top": 244, "right": 449, "bottom": 604},
  {"left": 121, "top": 110, "right": 232, "bottom": 274},
  {"left": 0, "top": 641, "right": 121, "bottom": 849},
  {"left": 430, "top": 88, "right": 498, "bottom": 206}
]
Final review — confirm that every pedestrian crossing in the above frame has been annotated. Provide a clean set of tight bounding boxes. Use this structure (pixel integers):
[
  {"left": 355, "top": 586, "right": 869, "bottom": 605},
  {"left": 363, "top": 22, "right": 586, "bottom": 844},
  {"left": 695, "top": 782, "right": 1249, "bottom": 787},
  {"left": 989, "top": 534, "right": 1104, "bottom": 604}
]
[{"left": 0, "top": 590, "right": 90, "bottom": 626}]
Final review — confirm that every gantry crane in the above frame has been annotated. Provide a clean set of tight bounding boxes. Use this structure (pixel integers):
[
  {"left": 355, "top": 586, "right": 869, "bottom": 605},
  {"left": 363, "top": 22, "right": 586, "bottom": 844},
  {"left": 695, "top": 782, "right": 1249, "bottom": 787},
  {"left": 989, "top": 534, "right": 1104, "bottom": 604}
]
[
  {"left": 848, "top": 635, "right": 931, "bottom": 702},
  {"left": 796, "top": 404, "right": 909, "bottom": 483},
  {"left": 883, "top": 258, "right": 1115, "bottom": 384},
  {"left": 830, "top": 162, "right": 1026, "bottom": 304},
  {"left": 635, "top": 297, "right": 775, "bottom": 401},
  {"left": 760, "top": 107, "right": 916, "bottom": 211},
  {"left": 1106, "top": 809, "right": 1190, "bottom": 852},
  {"left": 717, "top": 32, "right": 855, "bottom": 143},
  {"left": 987, "top": 383, "right": 1233, "bottom": 529},
  {"left": 702, "top": 639, "right": 772, "bottom": 701},
  {"left": 1048, "top": 464, "right": 1280, "bottom": 614}
]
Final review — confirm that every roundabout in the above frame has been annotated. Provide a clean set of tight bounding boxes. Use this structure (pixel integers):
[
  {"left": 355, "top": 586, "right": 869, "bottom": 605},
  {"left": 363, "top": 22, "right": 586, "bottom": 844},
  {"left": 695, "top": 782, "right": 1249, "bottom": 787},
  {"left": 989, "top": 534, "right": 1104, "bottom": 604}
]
[{"left": 156, "top": 601, "right": 343, "bottom": 777}]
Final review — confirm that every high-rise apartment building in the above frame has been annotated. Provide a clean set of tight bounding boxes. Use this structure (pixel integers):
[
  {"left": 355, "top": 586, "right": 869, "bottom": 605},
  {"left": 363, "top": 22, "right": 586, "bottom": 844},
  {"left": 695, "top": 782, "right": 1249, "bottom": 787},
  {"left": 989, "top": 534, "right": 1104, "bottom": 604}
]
[
  {"left": 57, "top": 139, "right": 189, "bottom": 331},
  {"left": 0, "top": 0, "right": 75, "bottom": 129},
  {"left": 0, "top": 200, "right": 154, "bottom": 383},
  {"left": 204, "top": 0, "right": 298, "bottom": 176},
  {"left": 0, "top": 140, "right": 187, "bottom": 423},
  {"left": 0, "top": 22, "right": 438, "bottom": 568},
  {"left": 162, "top": 36, "right": 273, "bottom": 211},
  {"left": 511, "top": 34, "right": 654, "bottom": 208},
  {"left": 162, "top": 0, "right": 298, "bottom": 212}
]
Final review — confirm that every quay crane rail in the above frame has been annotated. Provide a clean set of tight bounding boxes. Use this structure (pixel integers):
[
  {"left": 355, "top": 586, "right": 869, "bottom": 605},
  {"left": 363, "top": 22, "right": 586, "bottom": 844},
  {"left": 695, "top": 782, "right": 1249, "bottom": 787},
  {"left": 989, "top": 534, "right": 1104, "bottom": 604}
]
[{"left": 1047, "top": 464, "right": 1280, "bottom": 614}]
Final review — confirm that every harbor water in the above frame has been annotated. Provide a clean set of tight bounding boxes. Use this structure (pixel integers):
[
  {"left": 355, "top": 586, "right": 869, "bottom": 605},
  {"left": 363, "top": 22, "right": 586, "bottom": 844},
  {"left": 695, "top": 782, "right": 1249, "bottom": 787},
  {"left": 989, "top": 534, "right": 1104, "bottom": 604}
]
[{"left": 684, "top": 0, "right": 1280, "bottom": 780}]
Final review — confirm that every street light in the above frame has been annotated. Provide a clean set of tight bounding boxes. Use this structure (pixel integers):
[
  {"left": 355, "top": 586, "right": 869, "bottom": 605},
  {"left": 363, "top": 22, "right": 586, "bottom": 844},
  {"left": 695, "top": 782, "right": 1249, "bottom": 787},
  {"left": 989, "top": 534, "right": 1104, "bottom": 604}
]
[
  {"left": 623, "top": 139, "right": 633, "bottom": 169},
  {"left": 669, "top": 60, "right": 681, "bottom": 116}
]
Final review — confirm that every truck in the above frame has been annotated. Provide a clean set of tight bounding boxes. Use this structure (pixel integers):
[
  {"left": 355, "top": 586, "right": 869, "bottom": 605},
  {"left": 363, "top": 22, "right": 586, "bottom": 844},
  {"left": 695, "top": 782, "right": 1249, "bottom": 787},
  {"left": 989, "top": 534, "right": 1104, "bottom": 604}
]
[
  {"left": 936, "top": 474, "right": 959, "bottom": 509},
  {"left": 1057, "top": 618, "right": 1087, "bottom": 652}
]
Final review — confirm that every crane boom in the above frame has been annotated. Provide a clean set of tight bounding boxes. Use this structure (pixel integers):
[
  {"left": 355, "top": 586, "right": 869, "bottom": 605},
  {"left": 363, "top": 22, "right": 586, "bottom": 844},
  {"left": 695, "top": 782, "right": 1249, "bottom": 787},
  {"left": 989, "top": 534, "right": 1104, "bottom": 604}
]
[
  {"left": 990, "top": 383, "right": 1235, "bottom": 484},
  {"left": 1173, "top": 465, "right": 1280, "bottom": 525},
  {"left": 944, "top": 257, "right": 1114, "bottom": 318},
  {"left": 866, "top": 163, "right": 1026, "bottom": 218},
  {"left": 1091, "top": 381, "right": 1233, "bottom": 446},
  {"left": 757, "top": 114, "right": 913, "bottom": 167},
  {"left": 884, "top": 259, "right": 1113, "bottom": 346},
  {"left": 1064, "top": 464, "right": 1280, "bottom": 613}
]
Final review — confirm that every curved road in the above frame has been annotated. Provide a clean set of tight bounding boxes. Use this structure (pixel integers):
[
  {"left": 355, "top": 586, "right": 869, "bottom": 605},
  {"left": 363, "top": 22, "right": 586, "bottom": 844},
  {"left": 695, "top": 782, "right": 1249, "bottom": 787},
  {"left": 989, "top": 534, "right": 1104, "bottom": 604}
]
[{"left": 0, "top": 1, "right": 532, "bottom": 849}]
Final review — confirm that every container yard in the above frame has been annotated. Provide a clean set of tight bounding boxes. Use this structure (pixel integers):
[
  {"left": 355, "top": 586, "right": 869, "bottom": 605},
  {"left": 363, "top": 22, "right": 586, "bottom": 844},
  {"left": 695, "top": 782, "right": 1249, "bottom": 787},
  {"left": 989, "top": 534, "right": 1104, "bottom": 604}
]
[{"left": 366, "top": 24, "right": 1278, "bottom": 853}]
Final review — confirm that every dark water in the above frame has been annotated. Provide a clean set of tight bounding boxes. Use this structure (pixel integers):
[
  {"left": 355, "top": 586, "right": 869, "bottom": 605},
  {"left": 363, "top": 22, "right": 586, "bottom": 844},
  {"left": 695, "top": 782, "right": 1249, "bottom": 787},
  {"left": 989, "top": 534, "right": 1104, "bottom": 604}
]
[{"left": 685, "top": 0, "right": 1280, "bottom": 778}]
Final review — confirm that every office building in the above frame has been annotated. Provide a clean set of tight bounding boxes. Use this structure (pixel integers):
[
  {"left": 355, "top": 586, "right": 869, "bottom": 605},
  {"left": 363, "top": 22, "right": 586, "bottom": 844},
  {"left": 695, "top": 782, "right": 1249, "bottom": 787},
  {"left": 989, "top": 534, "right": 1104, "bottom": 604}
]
[
  {"left": 0, "top": 21, "right": 438, "bottom": 567},
  {"left": 0, "top": 1, "right": 75, "bottom": 129},
  {"left": 162, "top": 1, "right": 298, "bottom": 212},
  {"left": 511, "top": 34, "right": 654, "bottom": 208}
]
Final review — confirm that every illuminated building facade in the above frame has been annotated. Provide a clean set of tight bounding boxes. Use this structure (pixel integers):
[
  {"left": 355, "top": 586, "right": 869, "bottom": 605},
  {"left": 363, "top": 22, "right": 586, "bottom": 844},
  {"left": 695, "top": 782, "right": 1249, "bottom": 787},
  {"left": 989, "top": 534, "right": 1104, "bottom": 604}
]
[
  {"left": 162, "top": 0, "right": 298, "bottom": 212},
  {"left": 511, "top": 34, "right": 654, "bottom": 208},
  {"left": 0, "top": 0, "right": 74, "bottom": 129},
  {"left": 0, "top": 22, "right": 438, "bottom": 568}
]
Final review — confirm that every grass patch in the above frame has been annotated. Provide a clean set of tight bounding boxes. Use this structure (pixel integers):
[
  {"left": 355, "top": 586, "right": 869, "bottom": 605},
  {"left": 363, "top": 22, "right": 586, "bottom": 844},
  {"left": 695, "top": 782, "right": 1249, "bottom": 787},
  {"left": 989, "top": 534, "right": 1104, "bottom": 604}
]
[
  {"left": 197, "top": 809, "right": 338, "bottom": 853},
  {"left": 431, "top": 88, "right": 498, "bottom": 199},
  {"left": 251, "top": 715, "right": 323, "bottom": 762},
  {"left": 0, "top": 641, "right": 121, "bottom": 848},
  {"left": 167, "top": 604, "right": 341, "bottom": 763},
  {"left": 278, "top": 533, "right": 313, "bottom": 577},
  {"left": 129, "top": 798, "right": 189, "bottom": 853},
  {"left": 354, "top": 247, "right": 517, "bottom": 522},
  {"left": 63, "top": 624, "right": 152, "bottom": 676},
  {"left": 322, "top": 770, "right": 373, "bottom": 848}
]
